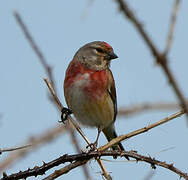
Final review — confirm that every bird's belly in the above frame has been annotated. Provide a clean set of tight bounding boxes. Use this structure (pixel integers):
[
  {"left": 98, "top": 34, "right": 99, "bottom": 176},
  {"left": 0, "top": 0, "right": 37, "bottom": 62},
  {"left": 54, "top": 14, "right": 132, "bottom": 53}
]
[{"left": 66, "top": 82, "right": 114, "bottom": 129}]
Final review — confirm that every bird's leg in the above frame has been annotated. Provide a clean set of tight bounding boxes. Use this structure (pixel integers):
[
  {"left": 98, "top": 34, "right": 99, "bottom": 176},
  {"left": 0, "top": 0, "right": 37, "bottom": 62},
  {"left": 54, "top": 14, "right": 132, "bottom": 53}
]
[
  {"left": 87, "top": 128, "right": 102, "bottom": 151},
  {"left": 94, "top": 128, "right": 102, "bottom": 147},
  {"left": 59, "top": 107, "right": 72, "bottom": 123}
]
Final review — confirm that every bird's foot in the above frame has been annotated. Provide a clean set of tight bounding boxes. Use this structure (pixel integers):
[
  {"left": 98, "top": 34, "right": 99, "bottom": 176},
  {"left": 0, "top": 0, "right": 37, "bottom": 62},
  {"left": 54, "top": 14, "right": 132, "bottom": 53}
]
[
  {"left": 86, "top": 141, "right": 98, "bottom": 151},
  {"left": 59, "top": 107, "right": 72, "bottom": 123}
]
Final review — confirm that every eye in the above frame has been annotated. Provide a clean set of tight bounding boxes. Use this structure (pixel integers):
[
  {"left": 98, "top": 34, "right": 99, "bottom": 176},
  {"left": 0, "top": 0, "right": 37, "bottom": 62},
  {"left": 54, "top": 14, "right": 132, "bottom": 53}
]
[{"left": 96, "top": 48, "right": 104, "bottom": 53}]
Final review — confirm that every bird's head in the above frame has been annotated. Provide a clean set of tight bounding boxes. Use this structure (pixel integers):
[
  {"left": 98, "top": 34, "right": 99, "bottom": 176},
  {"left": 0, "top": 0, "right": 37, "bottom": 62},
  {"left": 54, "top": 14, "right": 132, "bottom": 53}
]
[{"left": 74, "top": 41, "right": 118, "bottom": 70}]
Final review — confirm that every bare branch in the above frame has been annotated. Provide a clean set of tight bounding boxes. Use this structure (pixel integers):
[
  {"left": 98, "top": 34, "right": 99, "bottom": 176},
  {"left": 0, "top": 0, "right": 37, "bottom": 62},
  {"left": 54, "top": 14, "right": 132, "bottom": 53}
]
[
  {"left": 0, "top": 145, "right": 31, "bottom": 155},
  {"left": 164, "top": 0, "right": 181, "bottom": 55},
  {"left": 42, "top": 160, "right": 88, "bottom": 180},
  {"left": 0, "top": 125, "right": 66, "bottom": 173},
  {"left": 97, "top": 158, "right": 112, "bottom": 180},
  {"left": 99, "top": 110, "right": 184, "bottom": 151},
  {"left": 43, "top": 78, "right": 62, "bottom": 110},
  {"left": 115, "top": 0, "right": 188, "bottom": 123},
  {"left": 13, "top": 11, "right": 56, "bottom": 92},
  {"left": 118, "top": 101, "right": 183, "bottom": 117},
  {"left": 1, "top": 151, "right": 188, "bottom": 180}
]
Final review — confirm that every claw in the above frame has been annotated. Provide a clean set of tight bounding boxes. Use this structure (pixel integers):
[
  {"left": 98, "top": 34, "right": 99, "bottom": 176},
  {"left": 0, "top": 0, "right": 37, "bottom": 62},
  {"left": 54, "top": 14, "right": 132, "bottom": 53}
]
[
  {"left": 86, "top": 142, "right": 98, "bottom": 151},
  {"left": 60, "top": 107, "right": 72, "bottom": 123}
]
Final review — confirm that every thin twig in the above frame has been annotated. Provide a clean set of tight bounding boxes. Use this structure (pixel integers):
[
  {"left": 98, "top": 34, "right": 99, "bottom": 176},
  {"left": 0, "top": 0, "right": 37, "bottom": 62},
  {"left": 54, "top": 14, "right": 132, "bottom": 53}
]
[
  {"left": 13, "top": 11, "right": 56, "bottom": 92},
  {"left": 0, "top": 125, "right": 66, "bottom": 173},
  {"left": 118, "top": 101, "right": 184, "bottom": 117},
  {"left": 115, "top": 0, "right": 188, "bottom": 123},
  {"left": 43, "top": 160, "right": 88, "bottom": 180},
  {"left": 43, "top": 79, "right": 63, "bottom": 110},
  {"left": 0, "top": 145, "right": 31, "bottom": 155},
  {"left": 164, "top": 0, "right": 181, "bottom": 55},
  {"left": 97, "top": 159, "right": 112, "bottom": 180},
  {"left": 99, "top": 110, "right": 185, "bottom": 151}
]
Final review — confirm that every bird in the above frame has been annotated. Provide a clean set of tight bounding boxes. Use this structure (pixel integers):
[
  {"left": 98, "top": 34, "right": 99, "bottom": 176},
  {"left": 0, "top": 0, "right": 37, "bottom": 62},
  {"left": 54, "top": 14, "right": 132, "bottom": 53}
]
[{"left": 63, "top": 41, "right": 128, "bottom": 159}]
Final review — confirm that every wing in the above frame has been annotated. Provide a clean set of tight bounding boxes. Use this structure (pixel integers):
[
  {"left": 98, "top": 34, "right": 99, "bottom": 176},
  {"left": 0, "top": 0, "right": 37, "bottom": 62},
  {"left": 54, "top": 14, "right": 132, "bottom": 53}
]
[{"left": 107, "top": 69, "right": 117, "bottom": 122}]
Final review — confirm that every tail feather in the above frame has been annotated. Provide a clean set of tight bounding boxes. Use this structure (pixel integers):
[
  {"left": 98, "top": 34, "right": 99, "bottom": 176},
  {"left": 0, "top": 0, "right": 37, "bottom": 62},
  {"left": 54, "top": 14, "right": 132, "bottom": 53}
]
[
  {"left": 111, "top": 131, "right": 124, "bottom": 151},
  {"left": 102, "top": 125, "right": 129, "bottom": 160}
]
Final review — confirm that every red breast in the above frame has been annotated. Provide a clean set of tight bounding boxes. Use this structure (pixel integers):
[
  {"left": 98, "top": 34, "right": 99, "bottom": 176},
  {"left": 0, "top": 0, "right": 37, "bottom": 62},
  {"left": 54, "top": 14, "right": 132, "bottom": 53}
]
[{"left": 64, "top": 60, "right": 109, "bottom": 98}]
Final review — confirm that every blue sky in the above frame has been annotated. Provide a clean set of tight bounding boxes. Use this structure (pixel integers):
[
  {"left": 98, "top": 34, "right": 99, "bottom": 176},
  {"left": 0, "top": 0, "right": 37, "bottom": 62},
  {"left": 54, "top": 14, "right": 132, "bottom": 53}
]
[{"left": 1, "top": 0, "right": 188, "bottom": 179}]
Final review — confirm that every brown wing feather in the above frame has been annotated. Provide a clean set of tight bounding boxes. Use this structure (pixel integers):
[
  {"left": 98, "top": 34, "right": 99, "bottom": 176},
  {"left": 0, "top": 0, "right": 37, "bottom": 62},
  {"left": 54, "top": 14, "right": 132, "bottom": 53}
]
[
  {"left": 107, "top": 69, "right": 117, "bottom": 122},
  {"left": 103, "top": 69, "right": 129, "bottom": 160}
]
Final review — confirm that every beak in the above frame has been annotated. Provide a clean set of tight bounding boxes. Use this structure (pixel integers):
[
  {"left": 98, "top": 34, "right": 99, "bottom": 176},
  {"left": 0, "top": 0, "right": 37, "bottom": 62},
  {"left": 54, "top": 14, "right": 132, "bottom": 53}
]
[{"left": 107, "top": 51, "right": 118, "bottom": 60}]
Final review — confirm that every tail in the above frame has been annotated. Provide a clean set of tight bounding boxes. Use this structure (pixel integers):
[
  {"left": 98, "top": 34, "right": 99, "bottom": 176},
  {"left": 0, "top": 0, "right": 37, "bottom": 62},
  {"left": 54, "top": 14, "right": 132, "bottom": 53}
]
[{"left": 102, "top": 124, "right": 129, "bottom": 160}]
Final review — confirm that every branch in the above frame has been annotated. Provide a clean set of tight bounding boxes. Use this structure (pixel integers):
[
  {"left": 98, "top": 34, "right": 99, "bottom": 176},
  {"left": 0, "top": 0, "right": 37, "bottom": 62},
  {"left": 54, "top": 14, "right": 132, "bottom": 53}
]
[
  {"left": 99, "top": 110, "right": 184, "bottom": 151},
  {"left": 13, "top": 11, "right": 56, "bottom": 92},
  {"left": 1, "top": 151, "right": 188, "bottom": 180},
  {"left": 164, "top": 0, "right": 181, "bottom": 55},
  {"left": 118, "top": 101, "right": 183, "bottom": 117},
  {"left": 115, "top": 0, "right": 188, "bottom": 123},
  {"left": 0, "top": 125, "right": 66, "bottom": 173},
  {"left": 42, "top": 160, "right": 88, "bottom": 180},
  {"left": 97, "top": 159, "right": 112, "bottom": 180},
  {"left": 0, "top": 145, "right": 31, "bottom": 155}
]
